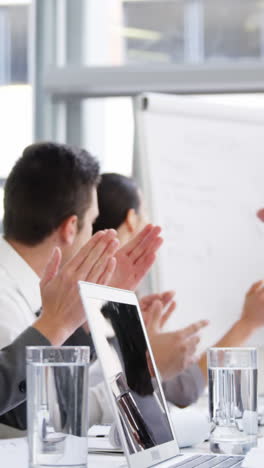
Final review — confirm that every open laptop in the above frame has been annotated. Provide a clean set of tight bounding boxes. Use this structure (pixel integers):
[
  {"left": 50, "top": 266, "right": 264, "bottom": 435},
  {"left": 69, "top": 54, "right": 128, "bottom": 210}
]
[{"left": 79, "top": 282, "right": 244, "bottom": 468}]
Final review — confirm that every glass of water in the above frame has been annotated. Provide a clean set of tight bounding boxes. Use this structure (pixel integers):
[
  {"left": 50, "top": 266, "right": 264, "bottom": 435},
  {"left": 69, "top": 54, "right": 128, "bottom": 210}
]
[
  {"left": 208, "top": 347, "right": 257, "bottom": 455},
  {"left": 27, "top": 346, "right": 90, "bottom": 468}
]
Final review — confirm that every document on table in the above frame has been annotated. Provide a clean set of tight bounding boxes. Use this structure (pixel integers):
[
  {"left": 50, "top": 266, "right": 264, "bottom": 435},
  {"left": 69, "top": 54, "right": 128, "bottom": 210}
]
[{"left": 88, "top": 424, "right": 123, "bottom": 454}]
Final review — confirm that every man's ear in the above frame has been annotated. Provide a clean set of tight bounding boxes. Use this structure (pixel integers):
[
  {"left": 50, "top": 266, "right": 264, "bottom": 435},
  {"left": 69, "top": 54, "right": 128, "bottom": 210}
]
[
  {"left": 58, "top": 215, "right": 78, "bottom": 245},
  {"left": 126, "top": 209, "right": 138, "bottom": 233}
]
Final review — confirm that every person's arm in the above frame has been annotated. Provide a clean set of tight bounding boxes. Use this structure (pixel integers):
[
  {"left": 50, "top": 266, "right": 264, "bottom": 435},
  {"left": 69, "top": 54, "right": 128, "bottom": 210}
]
[
  {"left": 162, "top": 363, "right": 206, "bottom": 408},
  {"left": 0, "top": 230, "right": 119, "bottom": 427},
  {"left": 199, "top": 280, "right": 264, "bottom": 379},
  {"left": 0, "top": 291, "right": 35, "bottom": 350},
  {"left": 0, "top": 326, "right": 49, "bottom": 417},
  {"left": 140, "top": 291, "right": 208, "bottom": 379}
]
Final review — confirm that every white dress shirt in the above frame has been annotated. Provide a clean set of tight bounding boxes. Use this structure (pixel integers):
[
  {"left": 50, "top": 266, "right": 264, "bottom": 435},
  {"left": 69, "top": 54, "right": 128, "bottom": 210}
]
[{"left": 0, "top": 238, "right": 41, "bottom": 349}]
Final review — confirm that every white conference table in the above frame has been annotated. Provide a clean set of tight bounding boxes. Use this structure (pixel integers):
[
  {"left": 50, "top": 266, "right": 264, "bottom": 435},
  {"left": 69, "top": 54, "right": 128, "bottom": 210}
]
[
  {"left": 2, "top": 394, "right": 264, "bottom": 468},
  {"left": 0, "top": 438, "right": 208, "bottom": 468},
  {"left": 0, "top": 437, "right": 126, "bottom": 468},
  {"left": 2, "top": 431, "right": 264, "bottom": 468}
]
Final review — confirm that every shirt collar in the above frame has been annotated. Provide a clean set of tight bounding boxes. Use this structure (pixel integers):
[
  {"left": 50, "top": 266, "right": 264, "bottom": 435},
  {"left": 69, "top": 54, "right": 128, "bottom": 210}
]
[{"left": 0, "top": 237, "right": 41, "bottom": 314}]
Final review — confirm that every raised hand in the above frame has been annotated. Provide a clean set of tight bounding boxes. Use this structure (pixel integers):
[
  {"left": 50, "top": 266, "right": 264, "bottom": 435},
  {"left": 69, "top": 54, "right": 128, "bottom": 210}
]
[
  {"left": 140, "top": 290, "right": 176, "bottom": 329},
  {"left": 198, "top": 280, "right": 264, "bottom": 380},
  {"left": 147, "top": 319, "right": 208, "bottom": 380},
  {"left": 34, "top": 230, "right": 119, "bottom": 345},
  {"left": 241, "top": 280, "right": 264, "bottom": 331},
  {"left": 109, "top": 224, "right": 163, "bottom": 290}
]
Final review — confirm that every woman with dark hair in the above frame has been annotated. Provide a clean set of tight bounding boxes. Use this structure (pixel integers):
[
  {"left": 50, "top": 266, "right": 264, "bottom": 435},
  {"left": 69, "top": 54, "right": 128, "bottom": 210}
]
[
  {"left": 93, "top": 173, "right": 264, "bottom": 408},
  {"left": 93, "top": 173, "right": 147, "bottom": 245},
  {"left": 93, "top": 173, "right": 207, "bottom": 407}
]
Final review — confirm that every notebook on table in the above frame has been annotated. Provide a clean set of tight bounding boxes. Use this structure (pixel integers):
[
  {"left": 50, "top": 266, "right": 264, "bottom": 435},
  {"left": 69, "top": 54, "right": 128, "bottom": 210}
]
[{"left": 79, "top": 282, "right": 244, "bottom": 468}]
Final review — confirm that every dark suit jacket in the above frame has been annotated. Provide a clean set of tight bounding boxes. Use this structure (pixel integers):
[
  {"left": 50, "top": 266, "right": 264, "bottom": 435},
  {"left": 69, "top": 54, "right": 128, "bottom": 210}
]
[
  {"left": 0, "top": 327, "right": 49, "bottom": 417},
  {"left": 0, "top": 326, "right": 94, "bottom": 430}
]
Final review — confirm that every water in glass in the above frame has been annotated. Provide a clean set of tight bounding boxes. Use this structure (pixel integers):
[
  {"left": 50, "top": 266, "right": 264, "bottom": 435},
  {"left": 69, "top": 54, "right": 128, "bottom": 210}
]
[
  {"left": 209, "top": 366, "right": 257, "bottom": 455},
  {"left": 27, "top": 359, "right": 89, "bottom": 468}
]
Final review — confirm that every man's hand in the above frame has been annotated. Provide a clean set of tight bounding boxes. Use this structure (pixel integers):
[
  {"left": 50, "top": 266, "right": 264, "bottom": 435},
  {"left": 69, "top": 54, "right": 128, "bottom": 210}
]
[
  {"left": 109, "top": 224, "right": 163, "bottom": 290},
  {"left": 140, "top": 290, "right": 176, "bottom": 329},
  {"left": 139, "top": 290, "right": 209, "bottom": 380},
  {"left": 34, "top": 230, "right": 119, "bottom": 345},
  {"left": 240, "top": 280, "right": 264, "bottom": 332},
  {"left": 147, "top": 319, "right": 208, "bottom": 380}
]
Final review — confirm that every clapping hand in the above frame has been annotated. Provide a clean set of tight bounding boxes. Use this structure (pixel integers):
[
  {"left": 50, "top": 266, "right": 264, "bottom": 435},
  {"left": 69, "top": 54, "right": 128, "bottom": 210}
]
[
  {"left": 139, "top": 291, "right": 208, "bottom": 380},
  {"left": 109, "top": 224, "right": 163, "bottom": 291}
]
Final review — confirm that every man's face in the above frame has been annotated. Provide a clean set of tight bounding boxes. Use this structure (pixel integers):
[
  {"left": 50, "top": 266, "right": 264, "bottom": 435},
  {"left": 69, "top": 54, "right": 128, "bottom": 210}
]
[{"left": 73, "top": 186, "right": 99, "bottom": 252}]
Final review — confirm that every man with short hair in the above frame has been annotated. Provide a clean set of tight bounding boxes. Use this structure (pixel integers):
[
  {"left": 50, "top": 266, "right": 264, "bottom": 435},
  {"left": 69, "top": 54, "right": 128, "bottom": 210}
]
[
  {"left": 0, "top": 142, "right": 165, "bottom": 432},
  {"left": 0, "top": 142, "right": 162, "bottom": 349},
  {"left": 0, "top": 142, "right": 208, "bottom": 434}
]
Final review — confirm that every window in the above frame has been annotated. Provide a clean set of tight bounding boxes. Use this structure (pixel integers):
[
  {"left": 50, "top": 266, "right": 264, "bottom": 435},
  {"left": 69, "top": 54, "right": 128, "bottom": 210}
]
[
  {"left": 123, "top": 0, "right": 264, "bottom": 64},
  {"left": 0, "top": 0, "right": 32, "bottom": 230},
  {"left": 204, "top": 0, "right": 264, "bottom": 62},
  {"left": 82, "top": 97, "right": 134, "bottom": 176},
  {"left": 0, "top": 2, "right": 29, "bottom": 85},
  {"left": 0, "top": 180, "right": 4, "bottom": 232},
  {"left": 82, "top": 0, "right": 264, "bottom": 66},
  {"left": 122, "top": 0, "right": 185, "bottom": 64}
]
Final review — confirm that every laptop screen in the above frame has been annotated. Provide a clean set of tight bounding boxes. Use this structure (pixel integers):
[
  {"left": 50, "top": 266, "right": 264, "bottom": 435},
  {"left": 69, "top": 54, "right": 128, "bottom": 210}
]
[{"left": 85, "top": 295, "right": 174, "bottom": 454}]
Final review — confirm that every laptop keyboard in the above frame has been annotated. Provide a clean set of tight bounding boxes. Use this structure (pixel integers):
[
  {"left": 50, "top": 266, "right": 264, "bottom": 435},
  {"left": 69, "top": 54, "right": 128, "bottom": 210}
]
[{"left": 169, "top": 454, "right": 244, "bottom": 468}]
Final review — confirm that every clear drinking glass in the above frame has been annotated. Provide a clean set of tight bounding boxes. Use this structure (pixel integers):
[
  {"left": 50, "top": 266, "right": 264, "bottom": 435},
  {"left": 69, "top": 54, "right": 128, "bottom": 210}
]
[
  {"left": 208, "top": 347, "right": 257, "bottom": 455},
  {"left": 27, "top": 346, "right": 90, "bottom": 468}
]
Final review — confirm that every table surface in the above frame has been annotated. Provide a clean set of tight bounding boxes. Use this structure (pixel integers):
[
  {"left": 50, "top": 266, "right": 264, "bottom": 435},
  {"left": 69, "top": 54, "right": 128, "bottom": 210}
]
[
  {"left": 2, "top": 394, "right": 264, "bottom": 468},
  {"left": 3, "top": 432, "right": 264, "bottom": 468},
  {"left": 0, "top": 439, "right": 210, "bottom": 468}
]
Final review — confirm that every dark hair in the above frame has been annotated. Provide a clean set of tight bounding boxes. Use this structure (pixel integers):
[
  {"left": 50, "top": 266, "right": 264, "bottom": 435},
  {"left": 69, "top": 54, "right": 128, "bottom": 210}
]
[
  {"left": 93, "top": 173, "right": 140, "bottom": 233},
  {"left": 3, "top": 142, "right": 100, "bottom": 245}
]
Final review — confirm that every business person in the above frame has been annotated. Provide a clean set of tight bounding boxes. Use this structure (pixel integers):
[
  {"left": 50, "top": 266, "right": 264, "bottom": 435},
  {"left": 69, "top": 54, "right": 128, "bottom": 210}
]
[
  {"left": 0, "top": 142, "right": 203, "bottom": 380},
  {"left": 1, "top": 142, "right": 195, "bottom": 432},
  {"left": 93, "top": 172, "right": 264, "bottom": 405},
  {"left": 0, "top": 229, "right": 119, "bottom": 416},
  {"left": 0, "top": 143, "right": 162, "bottom": 350}
]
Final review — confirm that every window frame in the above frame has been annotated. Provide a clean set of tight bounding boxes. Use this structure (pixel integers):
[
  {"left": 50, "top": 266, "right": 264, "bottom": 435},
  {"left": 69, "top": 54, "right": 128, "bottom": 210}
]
[
  {"left": 44, "top": 61, "right": 264, "bottom": 98},
  {"left": 0, "top": 178, "right": 5, "bottom": 232}
]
